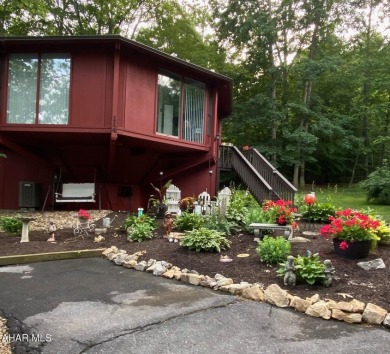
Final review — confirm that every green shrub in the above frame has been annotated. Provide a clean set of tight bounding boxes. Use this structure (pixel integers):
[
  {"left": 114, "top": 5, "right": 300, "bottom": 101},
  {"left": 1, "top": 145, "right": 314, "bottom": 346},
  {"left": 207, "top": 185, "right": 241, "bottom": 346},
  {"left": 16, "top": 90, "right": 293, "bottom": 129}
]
[
  {"left": 300, "top": 202, "right": 336, "bottom": 223},
  {"left": 174, "top": 212, "right": 203, "bottom": 231},
  {"left": 277, "top": 253, "right": 326, "bottom": 285},
  {"left": 203, "top": 213, "right": 239, "bottom": 235},
  {"left": 0, "top": 216, "right": 23, "bottom": 234},
  {"left": 256, "top": 236, "right": 291, "bottom": 264},
  {"left": 180, "top": 227, "right": 231, "bottom": 252},
  {"left": 225, "top": 188, "right": 257, "bottom": 225},
  {"left": 360, "top": 161, "right": 390, "bottom": 205},
  {"left": 244, "top": 207, "right": 269, "bottom": 233},
  {"left": 126, "top": 215, "right": 156, "bottom": 242},
  {"left": 123, "top": 214, "right": 155, "bottom": 231}
]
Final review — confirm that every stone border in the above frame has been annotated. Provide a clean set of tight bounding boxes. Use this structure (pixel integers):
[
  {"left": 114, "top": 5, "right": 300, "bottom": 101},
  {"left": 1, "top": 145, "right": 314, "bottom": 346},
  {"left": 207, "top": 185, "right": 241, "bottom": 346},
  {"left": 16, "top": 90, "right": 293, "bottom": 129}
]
[
  {"left": 102, "top": 245, "right": 390, "bottom": 330},
  {"left": 0, "top": 249, "right": 105, "bottom": 266},
  {"left": 0, "top": 246, "right": 388, "bottom": 329}
]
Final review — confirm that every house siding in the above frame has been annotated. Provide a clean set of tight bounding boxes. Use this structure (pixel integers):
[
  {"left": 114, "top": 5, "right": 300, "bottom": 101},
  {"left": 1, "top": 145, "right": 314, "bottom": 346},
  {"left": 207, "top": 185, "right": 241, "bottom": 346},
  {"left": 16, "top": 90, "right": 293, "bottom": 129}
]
[{"left": 0, "top": 36, "right": 232, "bottom": 211}]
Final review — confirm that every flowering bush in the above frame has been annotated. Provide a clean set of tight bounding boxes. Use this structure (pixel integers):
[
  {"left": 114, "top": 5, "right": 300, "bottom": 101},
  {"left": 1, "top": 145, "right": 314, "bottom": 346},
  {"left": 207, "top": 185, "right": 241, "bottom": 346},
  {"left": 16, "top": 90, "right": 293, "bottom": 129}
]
[
  {"left": 262, "top": 199, "right": 297, "bottom": 226},
  {"left": 320, "top": 209, "right": 380, "bottom": 244},
  {"left": 78, "top": 209, "right": 91, "bottom": 220}
]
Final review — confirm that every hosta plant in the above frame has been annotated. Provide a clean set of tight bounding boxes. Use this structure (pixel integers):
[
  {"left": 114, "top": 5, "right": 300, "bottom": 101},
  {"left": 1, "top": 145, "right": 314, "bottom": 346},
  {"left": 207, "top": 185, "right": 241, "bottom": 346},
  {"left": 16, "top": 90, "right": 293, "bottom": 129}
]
[
  {"left": 277, "top": 253, "right": 326, "bottom": 285},
  {"left": 0, "top": 216, "right": 23, "bottom": 234},
  {"left": 180, "top": 227, "right": 231, "bottom": 252},
  {"left": 256, "top": 236, "right": 291, "bottom": 264}
]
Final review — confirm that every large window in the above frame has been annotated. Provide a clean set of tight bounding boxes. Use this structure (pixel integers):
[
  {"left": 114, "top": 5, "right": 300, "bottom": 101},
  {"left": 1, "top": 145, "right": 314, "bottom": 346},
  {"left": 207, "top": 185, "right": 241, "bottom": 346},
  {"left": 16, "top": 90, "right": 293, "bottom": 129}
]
[
  {"left": 157, "top": 71, "right": 181, "bottom": 137},
  {"left": 7, "top": 53, "right": 71, "bottom": 124},
  {"left": 157, "top": 71, "right": 206, "bottom": 144}
]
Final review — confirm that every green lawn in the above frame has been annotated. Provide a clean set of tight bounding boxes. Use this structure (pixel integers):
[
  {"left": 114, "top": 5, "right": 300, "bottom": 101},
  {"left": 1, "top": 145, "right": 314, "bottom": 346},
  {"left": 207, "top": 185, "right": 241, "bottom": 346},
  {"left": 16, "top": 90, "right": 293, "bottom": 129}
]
[{"left": 296, "top": 184, "right": 390, "bottom": 222}]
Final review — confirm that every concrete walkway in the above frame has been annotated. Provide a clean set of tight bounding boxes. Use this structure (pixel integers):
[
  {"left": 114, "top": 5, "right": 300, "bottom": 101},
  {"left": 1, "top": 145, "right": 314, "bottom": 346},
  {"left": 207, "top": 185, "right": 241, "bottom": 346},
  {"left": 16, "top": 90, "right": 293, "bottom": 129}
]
[{"left": 0, "top": 258, "right": 389, "bottom": 353}]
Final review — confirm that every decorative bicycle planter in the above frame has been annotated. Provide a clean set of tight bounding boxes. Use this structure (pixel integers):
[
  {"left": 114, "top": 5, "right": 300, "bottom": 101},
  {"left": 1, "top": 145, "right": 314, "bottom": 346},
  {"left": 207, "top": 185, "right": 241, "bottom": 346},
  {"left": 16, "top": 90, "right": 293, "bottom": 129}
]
[{"left": 73, "top": 217, "right": 95, "bottom": 236}]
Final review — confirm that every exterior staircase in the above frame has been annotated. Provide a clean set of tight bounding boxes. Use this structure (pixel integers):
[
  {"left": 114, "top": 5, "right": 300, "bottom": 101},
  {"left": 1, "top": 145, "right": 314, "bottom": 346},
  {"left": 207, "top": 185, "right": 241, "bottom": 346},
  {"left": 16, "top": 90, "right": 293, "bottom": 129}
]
[{"left": 218, "top": 145, "right": 297, "bottom": 204}]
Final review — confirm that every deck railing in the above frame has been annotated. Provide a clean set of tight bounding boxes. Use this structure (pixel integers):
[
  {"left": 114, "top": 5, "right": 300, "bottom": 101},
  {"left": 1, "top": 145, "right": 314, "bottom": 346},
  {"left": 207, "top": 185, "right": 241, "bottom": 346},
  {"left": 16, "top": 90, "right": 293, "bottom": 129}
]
[{"left": 218, "top": 145, "right": 297, "bottom": 204}]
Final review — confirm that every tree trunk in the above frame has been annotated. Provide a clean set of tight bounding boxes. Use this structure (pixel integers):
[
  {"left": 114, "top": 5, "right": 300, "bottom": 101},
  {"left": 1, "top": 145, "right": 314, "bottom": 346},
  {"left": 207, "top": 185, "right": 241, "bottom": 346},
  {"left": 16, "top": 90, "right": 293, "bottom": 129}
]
[
  {"left": 293, "top": 163, "right": 299, "bottom": 188},
  {"left": 349, "top": 153, "right": 360, "bottom": 187}
]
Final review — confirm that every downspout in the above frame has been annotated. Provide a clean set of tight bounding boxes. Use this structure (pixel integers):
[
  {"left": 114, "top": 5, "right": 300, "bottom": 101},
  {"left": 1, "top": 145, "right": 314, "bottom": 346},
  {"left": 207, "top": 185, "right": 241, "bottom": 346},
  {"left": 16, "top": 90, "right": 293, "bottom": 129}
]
[
  {"left": 108, "top": 41, "right": 120, "bottom": 180},
  {"left": 213, "top": 89, "right": 220, "bottom": 196}
]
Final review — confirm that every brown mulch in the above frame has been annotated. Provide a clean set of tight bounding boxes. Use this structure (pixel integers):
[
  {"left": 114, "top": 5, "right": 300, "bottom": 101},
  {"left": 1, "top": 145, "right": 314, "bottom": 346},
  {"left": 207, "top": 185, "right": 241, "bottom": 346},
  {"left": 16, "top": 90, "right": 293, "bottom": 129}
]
[{"left": 1, "top": 210, "right": 390, "bottom": 312}]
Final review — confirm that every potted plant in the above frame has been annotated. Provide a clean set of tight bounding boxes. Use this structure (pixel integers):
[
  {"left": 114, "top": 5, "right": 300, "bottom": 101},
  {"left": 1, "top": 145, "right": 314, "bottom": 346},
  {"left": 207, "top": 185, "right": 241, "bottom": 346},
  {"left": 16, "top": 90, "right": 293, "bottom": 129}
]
[
  {"left": 262, "top": 199, "right": 297, "bottom": 226},
  {"left": 78, "top": 209, "right": 91, "bottom": 222},
  {"left": 150, "top": 179, "right": 172, "bottom": 218},
  {"left": 179, "top": 197, "right": 196, "bottom": 213},
  {"left": 320, "top": 208, "right": 380, "bottom": 259}
]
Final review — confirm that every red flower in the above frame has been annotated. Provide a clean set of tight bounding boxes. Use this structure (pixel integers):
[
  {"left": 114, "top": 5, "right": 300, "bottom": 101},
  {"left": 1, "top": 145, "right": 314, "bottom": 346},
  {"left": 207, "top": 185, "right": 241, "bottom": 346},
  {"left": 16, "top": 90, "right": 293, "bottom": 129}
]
[
  {"left": 339, "top": 241, "right": 349, "bottom": 251},
  {"left": 78, "top": 209, "right": 91, "bottom": 219},
  {"left": 263, "top": 199, "right": 296, "bottom": 225},
  {"left": 320, "top": 208, "right": 380, "bottom": 242}
]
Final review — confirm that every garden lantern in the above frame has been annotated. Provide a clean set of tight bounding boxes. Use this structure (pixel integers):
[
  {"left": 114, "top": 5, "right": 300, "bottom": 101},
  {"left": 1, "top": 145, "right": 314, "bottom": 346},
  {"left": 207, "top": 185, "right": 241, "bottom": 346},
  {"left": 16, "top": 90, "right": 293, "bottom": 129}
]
[{"left": 304, "top": 193, "right": 316, "bottom": 205}]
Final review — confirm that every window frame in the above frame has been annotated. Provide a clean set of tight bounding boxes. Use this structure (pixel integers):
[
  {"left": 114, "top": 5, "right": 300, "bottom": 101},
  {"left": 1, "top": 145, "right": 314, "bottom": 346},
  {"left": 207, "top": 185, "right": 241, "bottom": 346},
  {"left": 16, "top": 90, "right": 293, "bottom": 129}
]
[
  {"left": 6, "top": 52, "right": 71, "bottom": 125},
  {"left": 156, "top": 69, "right": 207, "bottom": 145}
]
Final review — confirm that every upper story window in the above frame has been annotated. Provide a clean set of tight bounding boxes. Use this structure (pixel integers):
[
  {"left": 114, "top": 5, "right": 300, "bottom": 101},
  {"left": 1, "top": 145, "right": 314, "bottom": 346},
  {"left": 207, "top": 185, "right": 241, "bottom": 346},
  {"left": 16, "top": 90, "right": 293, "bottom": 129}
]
[
  {"left": 7, "top": 53, "right": 71, "bottom": 125},
  {"left": 157, "top": 70, "right": 205, "bottom": 144}
]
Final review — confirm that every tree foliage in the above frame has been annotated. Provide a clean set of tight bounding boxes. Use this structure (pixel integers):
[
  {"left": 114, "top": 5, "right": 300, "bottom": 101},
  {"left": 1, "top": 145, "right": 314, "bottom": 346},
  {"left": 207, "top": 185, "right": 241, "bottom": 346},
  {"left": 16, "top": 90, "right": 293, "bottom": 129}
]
[{"left": 1, "top": 0, "right": 390, "bottom": 185}]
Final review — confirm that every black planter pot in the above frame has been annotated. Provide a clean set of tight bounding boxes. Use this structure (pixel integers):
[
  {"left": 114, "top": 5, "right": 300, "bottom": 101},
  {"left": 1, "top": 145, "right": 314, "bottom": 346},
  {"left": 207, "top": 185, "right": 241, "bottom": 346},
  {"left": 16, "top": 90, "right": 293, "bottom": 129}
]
[
  {"left": 154, "top": 203, "right": 168, "bottom": 219},
  {"left": 333, "top": 239, "right": 371, "bottom": 259}
]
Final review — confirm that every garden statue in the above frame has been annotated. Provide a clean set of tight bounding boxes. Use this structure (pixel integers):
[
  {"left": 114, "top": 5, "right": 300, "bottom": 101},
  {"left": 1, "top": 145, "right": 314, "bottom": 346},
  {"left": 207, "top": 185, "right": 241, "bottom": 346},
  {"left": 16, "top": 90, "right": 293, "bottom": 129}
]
[
  {"left": 284, "top": 255, "right": 296, "bottom": 286},
  {"left": 323, "top": 259, "right": 335, "bottom": 287},
  {"left": 163, "top": 211, "right": 174, "bottom": 239},
  {"left": 47, "top": 221, "right": 57, "bottom": 242}
]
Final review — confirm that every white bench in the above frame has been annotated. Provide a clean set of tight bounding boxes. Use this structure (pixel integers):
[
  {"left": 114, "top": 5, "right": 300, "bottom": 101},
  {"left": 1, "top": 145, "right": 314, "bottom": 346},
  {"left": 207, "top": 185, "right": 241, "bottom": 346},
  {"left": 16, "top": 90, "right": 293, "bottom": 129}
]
[
  {"left": 249, "top": 223, "right": 294, "bottom": 241},
  {"left": 55, "top": 183, "right": 96, "bottom": 203}
]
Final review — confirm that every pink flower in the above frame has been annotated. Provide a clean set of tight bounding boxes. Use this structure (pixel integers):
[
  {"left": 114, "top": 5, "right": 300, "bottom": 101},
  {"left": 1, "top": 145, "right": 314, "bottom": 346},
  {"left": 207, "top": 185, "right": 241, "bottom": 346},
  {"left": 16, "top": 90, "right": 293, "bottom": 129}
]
[
  {"left": 339, "top": 241, "right": 349, "bottom": 251},
  {"left": 78, "top": 209, "right": 91, "bottom": 219}
]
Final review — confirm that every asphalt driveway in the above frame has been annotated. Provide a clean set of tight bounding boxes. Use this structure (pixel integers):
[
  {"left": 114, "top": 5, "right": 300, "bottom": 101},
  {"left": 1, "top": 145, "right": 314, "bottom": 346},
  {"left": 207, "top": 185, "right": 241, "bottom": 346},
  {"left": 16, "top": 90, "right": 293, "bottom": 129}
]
[{"left": 0, "top": 258, "right": 389, "bottom": 353}]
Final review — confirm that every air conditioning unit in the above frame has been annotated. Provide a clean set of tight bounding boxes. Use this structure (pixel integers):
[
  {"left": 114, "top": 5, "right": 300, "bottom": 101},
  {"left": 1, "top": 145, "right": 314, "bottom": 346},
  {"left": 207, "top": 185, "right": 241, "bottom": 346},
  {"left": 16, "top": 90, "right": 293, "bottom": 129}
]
[{"left": 19, "top": 182, "right": 42, "bottom": 209}]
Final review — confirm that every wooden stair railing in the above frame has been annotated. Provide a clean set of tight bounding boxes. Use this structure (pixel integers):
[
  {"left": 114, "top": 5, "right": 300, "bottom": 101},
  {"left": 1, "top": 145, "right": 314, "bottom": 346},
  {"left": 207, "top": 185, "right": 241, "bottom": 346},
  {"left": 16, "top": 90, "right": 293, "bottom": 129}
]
[
  {"left": 242, "top": 148, "right": 297, "bottom": 202},
  {"left": 218, "top": 145, "right": 297, "bottom": 204}
]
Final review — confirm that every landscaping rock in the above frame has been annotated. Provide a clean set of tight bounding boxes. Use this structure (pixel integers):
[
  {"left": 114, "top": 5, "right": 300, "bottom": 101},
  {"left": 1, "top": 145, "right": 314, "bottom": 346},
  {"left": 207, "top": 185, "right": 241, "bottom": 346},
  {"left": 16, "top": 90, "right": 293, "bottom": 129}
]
[
  {"left": 264, "top": 284, "right": 290, "bottom": 308},
  {"left": 241, "top": 284, "right": 265, "bottom": 302},
  {"left": 122, "top": 259, "right": 137, "bottom": 269},
  {"left": 305, "top": 301, "right": 331, "bottom": 320},
  {"left": 220, "top": 282, "right": 251, "bottom": 295},
  {"left": 330, "top": 299, "right": 365, "bottom": 313},
  {"left": 102, "top": 246, "right": 118, "bottom": 257},
  {"left": 362, "top": 303, "right": 387, "bottom": 324},
  {"left": 214, "top": 275, "right": 233, "bottom": 290},
  {"left": 331, "top": 309, "right": 362, "bottom": 323},
  {"left": 94, "top": 228, "right": 107, "bottom": 234},
  {"left": 181, "top": 273, "right": 203, "bottom": 285},
  {"left": 199, "top": 275, "right": 215, "bottom": 288},
  {"left": 357, "top": 258, "right": 386, "bottom": 271},
  {"left": 134, "top": 261, "right": 148, "bottom": 271},
  {"left": 113, "top": 253, "right": 129, "bottom": 265},
  {"left": 306, "top": 294, "right": 320, "bottom": 304},
  {"left": 290, "top": 296, "right": 311, "bottom": 313},
  {"left": 94, "top": 235, "right": 105, "bottom": 242},
  {"left": 383, "top": 313, "right": 390, "bottom": 328}
]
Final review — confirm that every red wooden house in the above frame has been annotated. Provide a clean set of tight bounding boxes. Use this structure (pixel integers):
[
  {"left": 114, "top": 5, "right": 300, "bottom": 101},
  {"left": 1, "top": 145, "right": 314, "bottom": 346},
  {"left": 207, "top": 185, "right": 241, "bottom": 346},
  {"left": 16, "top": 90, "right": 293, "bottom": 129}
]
[{"left": 0, "top": 35, "right": 233, "bottom": 211}]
